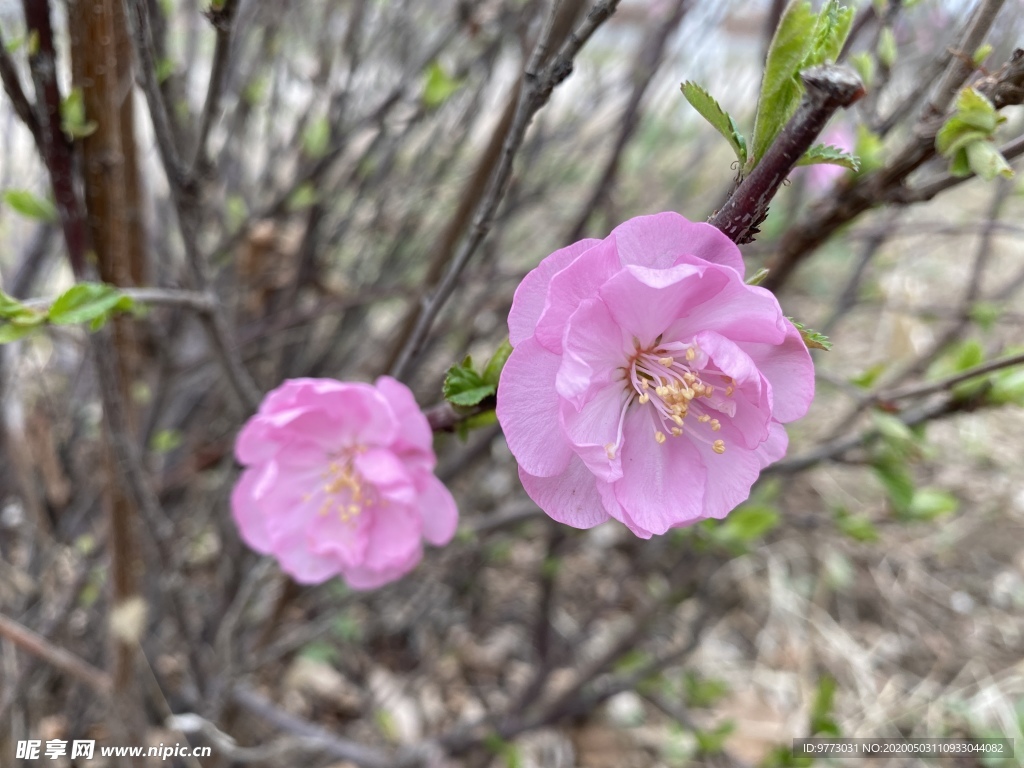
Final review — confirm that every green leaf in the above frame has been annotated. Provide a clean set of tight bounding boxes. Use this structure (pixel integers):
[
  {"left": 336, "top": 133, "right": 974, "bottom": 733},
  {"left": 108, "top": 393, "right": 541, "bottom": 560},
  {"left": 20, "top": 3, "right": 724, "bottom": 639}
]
[
  {"left": 904, "top": 488, "right": 958, "bottom": 521},
  {"left": 989, "top": 366, "right": 1024, "bottom": 405},
  {"left": 795, "top": 143, "right": 860, "bottom": 171},
  {"left": 60, "top": 87, "right": 98, "bottom": 139},
  {"left": 48, "top": 282, "right": 132, "bottom": 326},
  {"left": 482, "top": 338, "right": 513, "bottom": 387},
  {"left": 810, "top": 676, "right": 840, "bottom": 736},
  {"left": 788, "top": 318, "right": 832, "bottom": 350},
  {"left": 872, "top": 454, "right": 914, "bottom": 514},
  {"left": 973, "top": 43, "right": 994, "bottom": 65},
  {"left": 443, "top": 356, "right": 496, "bottom": 407},
  {"left": 287, "top": 183, "right": 318, "bottom": 211},
  {"left": 854, "top": 125, "right": 885, "bottom": 173},
  {"left": 835, "top": 509, "right": 879, "bottom": 543},
  {"left": 302, "top": 116, "right": 331, "bottom": 159},
  {"left": 684, "top": 672, "right": 729, "bottom": 708},
  {"left": 745, "top": 267, "right": 770, "bottom": 286},
  {"left": 966, "top": 140, "right": 1014, "bottom": 181},
  {"left": 876, "top": 26, "right": 897, "bottom": 68},
  {"left": 750, "top": 0, "right": 817, "bottom": 167},
  {"left": 930, "top": 339, "right": 984, "bottom": 379},
  {"left": 695, "top": 721, "right": 734, "bottom": 755},
  {"left": 707, "top": 503, "right": 780, "bottom": 553},
  {"left": 850, "top": 51, "right": 876, "bottom": 87},
  {"left": 0, "top": 322, "right": 38, "bottom": 344},
  {"left": 850, "top": 362, "right": 886, "bottom": 389},
  {"left": 422, "top": 61, "right": 463, "bottom": 108},
  {"left": 150, "top": 429, "right": 182, "bottom": 454},
  {"left": 803, "top": 0, "right": 854, "bottom": 68},
  {"left": 3, "top": 189, "right": 57, "bottom": 222},
  {"left": 680, "top": 81, "right": 747, "bottom": 165}
]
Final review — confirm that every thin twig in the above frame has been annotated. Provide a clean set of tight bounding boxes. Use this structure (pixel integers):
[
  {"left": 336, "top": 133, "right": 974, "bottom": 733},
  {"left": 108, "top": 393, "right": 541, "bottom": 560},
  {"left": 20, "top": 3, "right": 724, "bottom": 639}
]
[
  {"left": 389, "top": 0, "right": 622, "bottom": 379},
  {"left": 0, "top": 611, "right": 112, "bottom": 695},
  {"left": 879, "top": 349, "right": 1024, "bottom": 403},
  {"left": 23, "top": 286, "right": 217, "bottom": 313},
  {"left": 191, "top": 0, "right": 240, "bottom": 176}
]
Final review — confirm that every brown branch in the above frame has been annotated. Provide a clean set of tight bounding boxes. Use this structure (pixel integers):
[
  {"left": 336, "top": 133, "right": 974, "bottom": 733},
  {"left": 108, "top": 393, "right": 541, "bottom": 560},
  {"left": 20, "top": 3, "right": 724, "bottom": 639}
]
[
  {"left": 192, "top": 0, "right": 240, "bottom": 176},
  {"left": 709, "top": 65, "right": 864, "bottom": 245},
  {"left": 21, "top": 0, "right": 90, "bottom": 277},
  {"left": 0, "top": 611, "right": 112, "bottom": 695},
  {"left": 0, "top": 26, "right": 42, "bottom": 145}
]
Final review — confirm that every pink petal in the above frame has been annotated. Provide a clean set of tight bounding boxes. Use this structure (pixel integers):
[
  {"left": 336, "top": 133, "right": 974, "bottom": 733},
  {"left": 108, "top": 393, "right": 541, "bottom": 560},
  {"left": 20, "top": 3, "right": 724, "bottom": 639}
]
[
  {"left": 693, "top": 331, "right": 772, "bottom": 449},
  {"left": 354, "top": 448, "right": 417, "bottom": 507},
  {"left": 375, "top": 375, "right": 435, "bottom": 460},
  {"left": 534, "top": 237, "right": 622, "bottom": 353},
  {"left": 342, "top": 551, "right": 422, "bottom": 590},
  {"left": 416, "top": 472, "right": 459, "bottom": 545},
  {"left": 691, "top": 434, "right": 764, "bottom": 522},
  {"left": 518, "top": 456, "right": 612, "bottom": 529},
  {"left": 556, "top": 297, "right": 632, "bottom": 410},
  {"left": 736, "top": 322, "right": 815, "bottom": 423},
  {"left": 596, "top": 481, "right": 655, "bottom": 538},
  {"left": 756, "top": 421, "right": 790, "bottom": 469},
  {"left": 496, "top": 337, "right": 574, "bottom": 477},
  {"left": 611, "top": 212, "right": 746, "bottom": 277},
  {"left": 509, "top": 238, "right": 601, "bottom": 347},
  {"left": 613, "top": 406, "right": 706, "bottom": 534},
  {"left": 663, "top": 281, "right": 787, "bottom": 346},
  {"left": 230, "top": 468, "right": 273, "bottom": 553},
  {"left": 558, "top": 384, "right": 627, "bottom": 482},
  {"left": 598, "top": 262, "right": 726, "bottom": 347},
  {"left": 361, "top": 504, "right": 423, "bottom": 571}
]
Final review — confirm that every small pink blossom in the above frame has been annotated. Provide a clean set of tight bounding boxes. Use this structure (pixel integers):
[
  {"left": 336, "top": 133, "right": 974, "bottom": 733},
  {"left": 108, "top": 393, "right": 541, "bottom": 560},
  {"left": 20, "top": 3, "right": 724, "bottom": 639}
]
[
  {"left": 232, "top": 377, "right": 458, "bottom": 589},
  {"left": 497, "top": 213, "right": 814, "bottom": 537}
]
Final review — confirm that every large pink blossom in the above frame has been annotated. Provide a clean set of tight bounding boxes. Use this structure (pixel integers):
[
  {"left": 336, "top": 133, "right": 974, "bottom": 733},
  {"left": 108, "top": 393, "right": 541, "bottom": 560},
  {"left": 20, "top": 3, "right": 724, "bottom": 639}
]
[
  {"left": 496, "top": 212, "right": 814, "bottom": 538},
  {"left": 232, "top": 377, "right": 458, "bottom": 589}
]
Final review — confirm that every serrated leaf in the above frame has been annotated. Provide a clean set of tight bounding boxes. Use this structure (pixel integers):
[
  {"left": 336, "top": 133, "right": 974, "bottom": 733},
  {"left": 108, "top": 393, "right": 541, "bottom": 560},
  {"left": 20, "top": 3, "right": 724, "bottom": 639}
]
[
  {"left": 750, "top": 0, "right": 817, "bottom": 167},
  {"left": 680, "top": 81, "right": 747, "bottom": 165},
  {"left": 482, "top": 338, "right": 513, "bottom": 386},
  {"left": 803, "top": 0, "right": 854, "bottom": 68},
  {"left": 422, "top": 61, "right": 463, "bottom": 108},
  {"left": 48, "top": 282, "right": 130, "bottom": 326},
  {"left": 3, "top": 189, "right": 57, "bottom": 222},
  {"left": 796, "top": 143, "right": 860, "bottom": 171},
  {"left": 789, "top": 318, "right": 832, "bottom": 350},
  {"left": 443, "top": 357, "right": 496, "bottom": 407}
]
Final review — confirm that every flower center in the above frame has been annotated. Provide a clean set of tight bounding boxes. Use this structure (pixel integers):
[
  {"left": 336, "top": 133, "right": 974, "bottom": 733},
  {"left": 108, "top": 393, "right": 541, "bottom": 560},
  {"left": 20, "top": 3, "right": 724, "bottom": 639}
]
[
  {"left": 624, "top": 340, "right": 735, "bottom": 454},
  {"left": 308, "top": 446, "right": 379, "bottom": 524}
]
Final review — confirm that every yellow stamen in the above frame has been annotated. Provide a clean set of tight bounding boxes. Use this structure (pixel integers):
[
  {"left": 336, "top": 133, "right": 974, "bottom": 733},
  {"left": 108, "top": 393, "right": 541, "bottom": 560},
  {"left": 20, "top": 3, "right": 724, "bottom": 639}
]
[
  {"left": 654, "top": 431, "right": 667, "bottom": 444},
  {"left": 658, "top": 356, "right": 674, "bottom": 367},
  {"left": 605, "top": 443, "right": 616, "bottom": 459},
  {"left": 710, "top": 419, "right": 721, "bottom": 432},
  {"left": 670, "top": 427, "right": 682, "bottom": 436},
  {"left": 638, "top": 392, "right": 650, "bottom": 404},
  {"left": 698, "top": 414, "right": 711, "bottom": 423},
  {"left": 712, "top": 440, "right": 726, "bottom": 454},
  {"left": 685, "top": 347, "right": 696, "bottom": 361}
]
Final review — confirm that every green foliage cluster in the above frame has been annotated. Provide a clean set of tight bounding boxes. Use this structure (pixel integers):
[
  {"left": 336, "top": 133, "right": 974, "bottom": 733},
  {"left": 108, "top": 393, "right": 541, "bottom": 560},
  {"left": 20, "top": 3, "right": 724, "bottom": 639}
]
[
  {"left": 937, "top": 88, "right": 1013, "bottom": 181},
  {"left": 0, "top": 283, "right": 136, "bottom": 344},
  {"left": 681, "top": 0, "right": 857, "bottom": 177}
]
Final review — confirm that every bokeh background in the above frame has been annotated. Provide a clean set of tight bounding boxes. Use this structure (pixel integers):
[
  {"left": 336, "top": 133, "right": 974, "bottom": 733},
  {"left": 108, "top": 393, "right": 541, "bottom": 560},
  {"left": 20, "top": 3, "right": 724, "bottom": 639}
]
[{"left": 2, "top": 0, "right": 1024, "bottom": 765}]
